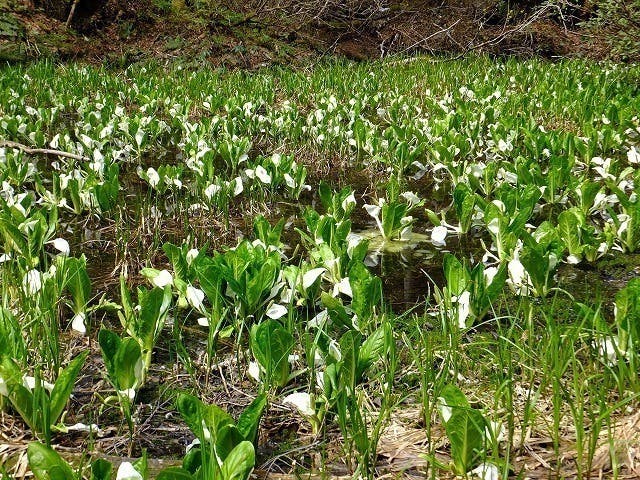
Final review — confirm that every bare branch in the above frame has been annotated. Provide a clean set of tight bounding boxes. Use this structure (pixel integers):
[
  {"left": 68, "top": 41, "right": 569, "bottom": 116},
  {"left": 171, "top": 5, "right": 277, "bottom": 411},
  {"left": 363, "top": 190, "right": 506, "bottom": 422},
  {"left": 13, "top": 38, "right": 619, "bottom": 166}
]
[{"left": 0, "top": 140, "right": 90, "bottom": 161}]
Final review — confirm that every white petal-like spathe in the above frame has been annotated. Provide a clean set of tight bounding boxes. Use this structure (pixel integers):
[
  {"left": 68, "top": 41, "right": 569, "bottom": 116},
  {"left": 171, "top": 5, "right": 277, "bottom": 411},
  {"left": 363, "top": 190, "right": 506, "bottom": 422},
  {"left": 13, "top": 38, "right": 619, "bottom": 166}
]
[
  {"left": 332, "top": 277, "right": 352, "bottom": 298},
  {"left": 22, "top": 376, "right": 55, "bottom": 392},
  {"left": 248, "top": 361, "right": 261, "bottom": 382},
  {"left": 0, "top": 376, "right": 7, "bottom": 396},
  {"left": 364, "top": 204, "right": 381, "bottom": 221},
  {"left": 232, "top": 177, "right": 243, "bottom": 196},
  {"left": 49, "top": 238, "right": 70, "bottom": 255},
  {"left": 186, "top": 248, "right": 199, "bottom": 265},
  {"left": 431, "top": 225, "right": 448, "bottom": 246},
  {"left": 255, "top": 165, "right": 272, "bottom": 184},
  {"left": 266, "top": 303, "right": 288, "bottom": 319},
  {"left": 118, "top": 388, "right": 136, "bottom": 401},
  {"left": 400, "top": 191, "right": 421, "bottom": 207},
  {"left": 283, "top": 392, "right": 315, "bottom": 417},
  {"left": 341, "top": 192, "right": 356, "bottom": 211},
  {"left": 437, "top": 397, "right": 452, "bottom": 423},
  {"left": 470, "top": 462, "right": 501, "bottom": 480},
  {"left": 65, "top": 422, "right": 100, "bottom": 433},
  {"left": 194, "top": 316, "right": 208, "bottom": 327},
  {"left": 456, "top": 290, "right": 471, "bottom": 328},
  {"left": 146, "top": 167, "right": 160, "bottom": 188},
  {"left": 151, "top": 269, "right": 173, "bottom": 288},
  {"left": 482, "top": 267, "right": 497, "bottom": 287},
  {"left": 23, "top": 269, "right": 42, "bottom": 295},
  {"left": 302, "top": 268, "right": 326, "bottom": 290},
  {"left": 71, "top": 312, "right": 87, "bottom": 335},
  {"left": 186, "top": 285, "right": 205, "bottom": 312},
  {"left": 116, "top": 461, "right": 143, "bottom": 480}
]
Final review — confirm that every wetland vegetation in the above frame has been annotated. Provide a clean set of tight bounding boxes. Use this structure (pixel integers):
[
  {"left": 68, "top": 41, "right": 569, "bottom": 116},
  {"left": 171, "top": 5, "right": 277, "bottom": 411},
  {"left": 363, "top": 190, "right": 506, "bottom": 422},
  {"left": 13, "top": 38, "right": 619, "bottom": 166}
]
[{"left": 0, "top": 57, "right": 640, "bottom": 479}]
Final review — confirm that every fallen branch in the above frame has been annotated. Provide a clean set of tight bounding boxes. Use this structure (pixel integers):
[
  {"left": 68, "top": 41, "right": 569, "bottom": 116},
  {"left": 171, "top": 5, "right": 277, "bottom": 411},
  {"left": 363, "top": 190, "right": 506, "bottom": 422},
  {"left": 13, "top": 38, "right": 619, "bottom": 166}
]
[
  {"left": 66, "top": 0, "right": 80, "bottom": 27},
  {"left": 0, "top": 140, "right": 89, "bottom": 161}
]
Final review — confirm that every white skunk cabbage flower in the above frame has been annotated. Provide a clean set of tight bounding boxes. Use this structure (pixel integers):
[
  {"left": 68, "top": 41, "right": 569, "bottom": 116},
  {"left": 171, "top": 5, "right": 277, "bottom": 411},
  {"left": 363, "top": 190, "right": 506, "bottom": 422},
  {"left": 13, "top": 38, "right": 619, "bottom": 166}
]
[
  {"left": 146, "top": 167, "right": 160, "bottom": 188},
  {"left": 150, "top": 269, "right": 173, "bottom": 288},
  {"left": 186, "top": 249, "right": 199, "bottom": 265},
  {"left": 332, "top": 277, "right": 352, "bottom": 298},
  {"left": 49, "top": 238, "right": 70, "bottom": 255},
  {"left": 116, "top": 461, "right": 143, "bottom": 480},
  {"left": 470, "top": 462, "right": 501, "bottom": 480},
  {"left": 431, "top": 225, "right": 448, "bottom": 247},
  {"left": 248, "top": 361, "right": 261, "bottom": 382},
  {"left": 507, "top": 258, "right": 530, "bottom": 296},
  {"left": 186, "top": 285, "right": 206, "bottom": 313},
  {"left": 255, "top": 165, "right": 272, "bottom": 184},
  {"left": 118, "top": 388, "right": 136, "bottom": 402},
  {"left": 302, "top": 268, "right": 326, "bottom": 290},
  {"left": 453, "top": 290, "right": 471, "bottom": 328},
  {"left": 283, "top": 392, "right": 314, "bottom": 417},
  {"left": 342, "top": 192, "right": 356, "bottom": 211},
  {"left": 400, "top": 191, "right": 421, "bottom": 207},
  {"left": 22, "top": 376, "right": 55, "bottom": 392},
  {"left": 23, "top": 269, "right": 42, "bottom": 295},
  {"left": 0, "top": 376, "right": 8, "bottom": 396},
  {"left": 437, "top": 396, "right": 453, "bottom": 423},
  {"left": 266, "top": 303, "right": 288, "bottom": 319},
  {"left": 71, "top": 312, "right": 87, "bottom": 335}
]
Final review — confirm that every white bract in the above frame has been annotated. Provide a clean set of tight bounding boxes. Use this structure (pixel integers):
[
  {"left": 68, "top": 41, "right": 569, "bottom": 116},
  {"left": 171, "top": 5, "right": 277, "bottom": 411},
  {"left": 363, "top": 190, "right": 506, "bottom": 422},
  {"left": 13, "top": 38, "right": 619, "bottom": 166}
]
[
  {"left": 147, "top": 167, "right": 160, "bottom": 188},
  {"left": 283, "top": 392, "right": 315, "bottom": 417},
  {"left": 470, "top": 462, "right": 501, "bottom": 480},
  {"left": 431, "top": 225, "right": 448, "bottom": 247},
  {"left": 71, "top": 312, "right": 87, "bottom": 335},
  {"left": 266, "top": 303, "right": 288, "bottom": 319},
  {"left": 49, "top": 238, "right": 70, "bottom": 255},
  {"left": 186, "top": 285, "right": 206, "bottom": 313},
  {"left": 116, "top": 462, "right": 143, "bottom": 480},
  {"left": 23, "top": 269, "right": 42, "bottom": 295},
  {"left": 151, "top": 269, "right": 173, "bottom": 288}
]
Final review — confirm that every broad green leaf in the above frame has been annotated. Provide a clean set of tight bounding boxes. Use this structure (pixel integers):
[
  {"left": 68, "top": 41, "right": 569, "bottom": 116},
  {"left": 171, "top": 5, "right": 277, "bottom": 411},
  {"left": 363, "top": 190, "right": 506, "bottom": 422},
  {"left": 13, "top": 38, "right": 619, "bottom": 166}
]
[
  {"left": 236, "top": 393, "right": 267, "bottom": 444},
  {"left": 250, "top": 320, "right": 294, "bottom": 388},
  {"left": 50, "top": 351, "right": 88, "bottom": 423},
  {"left": 27, "top": 443, "right": 76, "bottom": 480},
  {"left": 216, "top": 424, "right": 244, "bottom": 463},
  {"left": 91, "top": 458, "right": 113, "bottom": 480},
  {"left": 358, "top": 325, "right": 386, "bottom": 375},
  {"left": 443, "top": 254, "right": 469, "bottom": 296},
  {"left": 220, "top": 441, "right": 255, "bottom": 480},
  {"left": 156, "top": 467, "right": 194, "bottom": 480}
]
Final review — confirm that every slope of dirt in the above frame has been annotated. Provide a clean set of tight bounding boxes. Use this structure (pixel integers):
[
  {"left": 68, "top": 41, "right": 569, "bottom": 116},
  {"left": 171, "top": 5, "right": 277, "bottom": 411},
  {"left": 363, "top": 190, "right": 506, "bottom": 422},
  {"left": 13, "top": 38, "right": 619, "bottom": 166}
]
[{"left": 0, "top": 0, "right": 592, "bottom": 67}]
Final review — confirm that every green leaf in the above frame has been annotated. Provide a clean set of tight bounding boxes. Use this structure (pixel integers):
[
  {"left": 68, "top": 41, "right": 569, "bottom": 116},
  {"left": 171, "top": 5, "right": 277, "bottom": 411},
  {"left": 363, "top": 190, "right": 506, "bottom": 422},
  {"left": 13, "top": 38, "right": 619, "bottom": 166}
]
[
  {"left": 61, "top": 256, "right": 91, "bottom": 313},
  {"left": 443, "top": 254, "right": 469, "bottom": 296},
  {"left": 27, "top": 443, "right": 76, "bottom": 480},
  {"left": 558, "top": 209, "right": 583, "bottom": 258},
  {"left": 163, "top": 243, "right": 189, "bottom": 283},
  {"left": 358, "top": 325, "right": 385, "bottom": 375},
  {"left": 338, "top": 330, "right": 361, "bottom": 395},
  {"left": 156, "top": 467, "right": 194, "bottom": 480},
  {"left": 236, "top": 394, "right": 267, "bottom": 444},
  {"left": 437, "top": 385, "right": 487, "bottom": 475},
  {"left": 0, "top": 357, "right": 35, "bottom": 432},
  {"left": 216, "top": 424, "right": 244, "bottom": 463},
  {"left": 49, "top": 351, "right": 88, "bottom": 424},
  {"left": 250, "top": 320, "right": 294, "bottom": 388},
  {"left": 91, "top": 458, "right": 113, "bottom": 480},
  {"left": 220, "top": 441, "right": 255, "bottom": 480},
  {"left": 98, "top": 330, "right": 142, "bottom": 391}
]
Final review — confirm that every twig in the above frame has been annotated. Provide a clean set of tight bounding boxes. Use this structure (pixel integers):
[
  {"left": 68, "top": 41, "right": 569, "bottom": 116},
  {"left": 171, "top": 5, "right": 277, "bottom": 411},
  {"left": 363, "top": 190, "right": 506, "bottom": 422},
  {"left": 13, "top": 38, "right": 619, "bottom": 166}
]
[
  {"left": 66, "top": 0, "right": 80, "bottom": 28},
  {"left": 0, "top": 140, "right": 89, "bottom": 161},
  {"left": 394, "top": 19, "right": 460, "bottom": 56}
]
